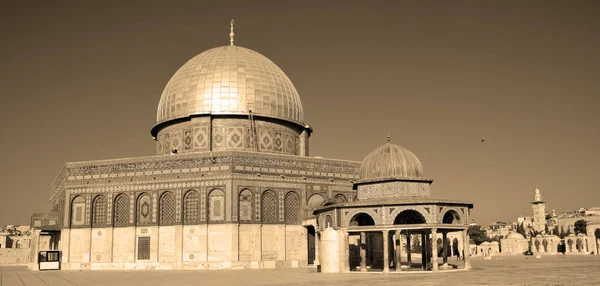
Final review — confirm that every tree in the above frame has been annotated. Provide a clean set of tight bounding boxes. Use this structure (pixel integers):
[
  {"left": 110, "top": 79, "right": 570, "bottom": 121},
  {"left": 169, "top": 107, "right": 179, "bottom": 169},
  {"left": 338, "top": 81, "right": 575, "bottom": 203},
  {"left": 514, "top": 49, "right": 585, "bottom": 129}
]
[
  {"left": 516, "top": 223, "right": 527, "bottom": 237},
  {"left": 468, "top": 225, "right": 488, "bottom": 245},
  {"left": 574, "top": 219, "right": 587, "bottom": 235},
  {"left": 559, "top": 227, "right": 571, "bottom": 239}
]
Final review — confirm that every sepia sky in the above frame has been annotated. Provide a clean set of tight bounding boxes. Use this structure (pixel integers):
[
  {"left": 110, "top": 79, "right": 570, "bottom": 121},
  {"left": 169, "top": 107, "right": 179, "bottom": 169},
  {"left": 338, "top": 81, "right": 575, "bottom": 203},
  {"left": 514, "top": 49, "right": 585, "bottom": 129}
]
[{"left": 0, "top": 0, "right": 598, "bottom": 226}]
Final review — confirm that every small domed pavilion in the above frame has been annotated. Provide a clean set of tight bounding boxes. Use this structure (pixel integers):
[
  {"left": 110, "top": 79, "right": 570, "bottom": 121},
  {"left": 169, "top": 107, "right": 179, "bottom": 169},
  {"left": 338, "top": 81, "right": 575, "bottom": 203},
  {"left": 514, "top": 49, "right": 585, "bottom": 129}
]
[{"left": 314, "top": 140, "right": 473, "bottom": 273}]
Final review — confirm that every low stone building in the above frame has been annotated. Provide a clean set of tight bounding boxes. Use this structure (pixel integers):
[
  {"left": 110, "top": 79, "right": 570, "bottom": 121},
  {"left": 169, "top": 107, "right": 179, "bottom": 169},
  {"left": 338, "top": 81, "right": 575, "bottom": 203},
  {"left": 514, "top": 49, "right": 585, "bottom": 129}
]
[
  {"left": 500, "top": 232, "right": 529, "bottom": 255},
  {"left": 475, "top": 241, "right": 500, "bottom": 257}
]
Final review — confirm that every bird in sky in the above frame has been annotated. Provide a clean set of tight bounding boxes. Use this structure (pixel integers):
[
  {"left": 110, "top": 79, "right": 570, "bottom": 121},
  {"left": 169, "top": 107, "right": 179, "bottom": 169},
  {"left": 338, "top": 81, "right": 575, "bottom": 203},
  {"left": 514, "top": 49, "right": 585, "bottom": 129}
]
[{"left": 481, "top": 139, "right": 485, "bottom": 143}]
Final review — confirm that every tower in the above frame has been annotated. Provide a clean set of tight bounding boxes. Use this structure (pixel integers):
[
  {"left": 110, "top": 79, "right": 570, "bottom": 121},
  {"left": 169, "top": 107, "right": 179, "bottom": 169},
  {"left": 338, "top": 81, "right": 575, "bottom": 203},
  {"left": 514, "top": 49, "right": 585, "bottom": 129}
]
[{"left": 531, "top": 187, "right": 546, "bottom": 233}]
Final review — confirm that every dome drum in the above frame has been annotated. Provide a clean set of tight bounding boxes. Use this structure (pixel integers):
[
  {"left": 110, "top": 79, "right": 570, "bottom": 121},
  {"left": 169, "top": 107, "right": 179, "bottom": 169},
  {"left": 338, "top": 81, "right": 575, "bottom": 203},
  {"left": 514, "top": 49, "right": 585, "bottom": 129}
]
[
  {"left": 356, "top": 180, "right": 432, "bottom": 200},
  {"left": 155, "top": 114, "right": 308, "bottom": 156}
]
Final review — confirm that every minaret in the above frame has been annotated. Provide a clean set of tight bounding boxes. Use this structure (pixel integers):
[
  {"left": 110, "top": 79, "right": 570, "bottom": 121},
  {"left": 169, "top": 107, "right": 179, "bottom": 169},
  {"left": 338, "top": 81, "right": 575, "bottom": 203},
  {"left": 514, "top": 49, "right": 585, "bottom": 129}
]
[{"left": 531, "top": 187, "right": 546, "bottom": 233}]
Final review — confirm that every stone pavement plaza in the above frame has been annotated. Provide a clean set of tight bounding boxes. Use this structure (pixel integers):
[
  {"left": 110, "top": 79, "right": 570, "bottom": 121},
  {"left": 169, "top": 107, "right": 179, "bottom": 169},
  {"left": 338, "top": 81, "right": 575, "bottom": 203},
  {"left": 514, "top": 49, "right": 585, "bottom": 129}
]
[{"left": 1, "top": 256, "right": 599, "bottom": 286}]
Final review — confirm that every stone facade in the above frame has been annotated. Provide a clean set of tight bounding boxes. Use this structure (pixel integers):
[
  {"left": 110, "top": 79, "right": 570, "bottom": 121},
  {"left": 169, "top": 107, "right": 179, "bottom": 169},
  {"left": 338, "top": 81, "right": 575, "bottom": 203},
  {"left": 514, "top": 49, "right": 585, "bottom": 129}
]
[{"left": 46, "top": 151, "right": 360, "bottom": 270}]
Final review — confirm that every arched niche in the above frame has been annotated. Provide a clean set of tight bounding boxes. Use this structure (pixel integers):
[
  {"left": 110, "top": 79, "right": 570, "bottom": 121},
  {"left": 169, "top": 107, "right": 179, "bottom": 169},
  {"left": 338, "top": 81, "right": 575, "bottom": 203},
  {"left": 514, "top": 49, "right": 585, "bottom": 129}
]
[
  {"left": 394, "top": 209, "right": 426, "bottom": 224},
  {"left": 349, "top": 213, "right": 375, "bottom": 227}
]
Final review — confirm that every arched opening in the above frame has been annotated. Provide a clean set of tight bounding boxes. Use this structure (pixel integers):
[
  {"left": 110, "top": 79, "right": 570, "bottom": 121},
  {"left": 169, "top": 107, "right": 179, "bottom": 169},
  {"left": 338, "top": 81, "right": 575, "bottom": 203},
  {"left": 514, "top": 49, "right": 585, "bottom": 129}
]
[
  {"left": 183, "top": 190, "right": 199, "bottom": 224},
  {"left": 567, "top": 239, "right": 573, "bottom": 252},
  {"left": 576, "top": 239, "right": 583, "bottom": 252},
  {"left": 284, "top": 192, "right": 300, "bottom": 224},
  {"left": 159, "top": 191, "right": 175, "bottom": 225},
  {"left": 452, "top": 238, "right": 459, "bottom": 257},
  {"left": 394, "top": 210, "right": 426, "bottom": 224},
  {"left": 71, "top": 196, "right": 85, "bottom": 227},
  {"left": 238, "top": 189, "right": 253, "bottom": 222},
  {"left": 261, "top": 190, "right": 278, "bottom": 223},
  {"left": 542, "top": 239, "right": 548, "bottom": 252},
  {"left": 91, "top": 195, "right": 106, "bottom": 228},
  {"left": 534, "top": 240, "right": 540, "bottom": 252},
  {"left": 349, "top": 213, "right": 375, "bottom": 226},
  {"left": 442, "top": 210, "right": 461, "bottom": 224},
  {"left": 306, "top": 194, "right": 325, "bottom": 217},
  {"left": 113, "top": 194, "right": 129, "bottom": 227},
  {"left": 324, "top": 215, "right": 333, "bottom": 228},
  {"left": 208, "top": 189, "right": 225, "bottom": 222},
  {"left": 136, "top": 193, "right": 152, "bottom": 226}
]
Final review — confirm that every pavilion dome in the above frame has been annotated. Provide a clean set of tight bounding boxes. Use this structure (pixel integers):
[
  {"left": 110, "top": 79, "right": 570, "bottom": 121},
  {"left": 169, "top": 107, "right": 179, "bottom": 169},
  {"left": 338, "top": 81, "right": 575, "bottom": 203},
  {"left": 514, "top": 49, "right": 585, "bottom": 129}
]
[
  {"left": 506, "top": 232, "right": 525, "bottom": 239},
  {"left": 359, "top": 142, "right": 424, "bottom": 180},
  {"left": 156, "top": 45, "right": 304, "bottom": 126}
]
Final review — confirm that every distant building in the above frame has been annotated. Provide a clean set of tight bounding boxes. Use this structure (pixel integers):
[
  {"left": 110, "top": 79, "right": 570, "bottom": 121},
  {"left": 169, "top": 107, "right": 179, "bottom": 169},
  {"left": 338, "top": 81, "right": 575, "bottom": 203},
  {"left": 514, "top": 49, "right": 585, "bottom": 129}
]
[
  {"left": 501, "top": 188, "right": 600, "bottom": 256},
  {"left": 531, "top": 188, "right": 546, "bottom": 233},
  {"left": 486, "top": 221, "right": 516, "bottom": 238},
  {"left": 500, "top": 232, "right": 528, "bottom": 255}
]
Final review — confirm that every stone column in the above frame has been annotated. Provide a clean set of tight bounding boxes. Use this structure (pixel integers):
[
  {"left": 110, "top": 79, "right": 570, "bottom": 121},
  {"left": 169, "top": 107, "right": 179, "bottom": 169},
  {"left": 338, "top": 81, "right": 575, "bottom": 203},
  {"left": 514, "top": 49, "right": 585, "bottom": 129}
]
[
  {"left": 315, "top": 231, "right": 320, "bottom": 266},
  {"left": 383, "top": 230, "right": 389, "bottom": 273},
  {"left": 442, "top": 232, "right": 448, "bottom": 264},
  {"left": 395, "top": 230, "right": 401, "bottom": 271},
  {"left": 462, "top": 229, "right": 470, "bottom": 269},
  {"left": 421, "top": 232, "right": 427, "bottom": 270},
  {"left": 406, "top": 231, "right": 412, "bottom": 267},
  {"left": 431, "top": 229, "right": 438, "bottom": 272},
  {"left": 344, "top": 231, "right": 350, "bottom": 272},
  {"left": 360, "top": 232, "right": 367, "bottom": 272}
]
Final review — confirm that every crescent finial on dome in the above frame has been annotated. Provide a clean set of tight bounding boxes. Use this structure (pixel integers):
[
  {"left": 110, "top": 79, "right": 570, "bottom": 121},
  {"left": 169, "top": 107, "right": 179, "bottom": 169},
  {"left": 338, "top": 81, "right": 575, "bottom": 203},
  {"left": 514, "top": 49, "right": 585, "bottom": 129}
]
[
  {"left": 386, "top": 129, "right": 391, "bottom": 143},
  {"left": 229, "top": 19, "right": 235, "bottom": 46}
]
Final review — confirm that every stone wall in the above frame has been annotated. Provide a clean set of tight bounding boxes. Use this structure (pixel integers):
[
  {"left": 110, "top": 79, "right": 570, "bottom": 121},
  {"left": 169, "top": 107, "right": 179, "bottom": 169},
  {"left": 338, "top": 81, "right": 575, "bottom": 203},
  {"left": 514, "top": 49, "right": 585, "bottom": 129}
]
[
  {"left": 61, "top": 223, "right": 309, "bottom": 270},
  {"left": 0, "top": 248, "right": 30, "bottom": 265}
]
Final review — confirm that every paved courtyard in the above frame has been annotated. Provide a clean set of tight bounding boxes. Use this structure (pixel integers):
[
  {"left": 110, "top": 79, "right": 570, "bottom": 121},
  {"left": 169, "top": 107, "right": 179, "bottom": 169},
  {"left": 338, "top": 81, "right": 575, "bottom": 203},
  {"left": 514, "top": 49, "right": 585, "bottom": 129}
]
[{"left": 1, "top": 255, "right": 599, "bottom": 286}]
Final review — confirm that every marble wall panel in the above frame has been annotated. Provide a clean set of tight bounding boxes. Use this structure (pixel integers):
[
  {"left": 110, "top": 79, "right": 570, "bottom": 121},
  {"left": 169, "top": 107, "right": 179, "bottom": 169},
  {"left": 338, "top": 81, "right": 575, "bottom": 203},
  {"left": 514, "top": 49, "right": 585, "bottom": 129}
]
[
  {"left": 69, "top": 228, "right": 91, "bottom": 263},
  {"left": 158, "top": 226, "right": 176, "bottom": 262},
  {"left": 285, "top": 225, "right": 306, "bottom": 261},
  {"left": 261, "top": 224, "right": 285, "bottom": 261},
  {"left": 112, "top": 227, "right": 135, "bottom": 262},
  {"left": 238, "top": 224, "right": 261, "bottom": 261},
  {"left": 207, "top": 224, "right": 235, "bottom": 261},
  {"left": 90, "top": 228, "right": 112, "bottom": 263},
  {"left": 182, "top": 225, "right": 207, "bottom": 262}
]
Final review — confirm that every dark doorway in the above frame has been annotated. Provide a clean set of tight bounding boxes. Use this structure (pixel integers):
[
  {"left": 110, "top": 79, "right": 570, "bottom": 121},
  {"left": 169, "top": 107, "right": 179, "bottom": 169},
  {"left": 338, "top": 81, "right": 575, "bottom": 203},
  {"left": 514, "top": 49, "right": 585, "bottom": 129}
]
[{"left": 307, "top": 225, "right": 316, "bottom": 264}]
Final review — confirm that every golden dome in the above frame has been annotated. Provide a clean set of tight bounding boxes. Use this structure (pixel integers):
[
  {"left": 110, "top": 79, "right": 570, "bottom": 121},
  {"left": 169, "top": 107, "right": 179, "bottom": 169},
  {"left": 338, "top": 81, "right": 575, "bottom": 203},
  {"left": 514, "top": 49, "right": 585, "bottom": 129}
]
[
  {"left": 157, "top": 45, "right": 304, "bottom": 125},
  {"left": 359, "top": 143, "right": 424, "bottom": 180}
]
